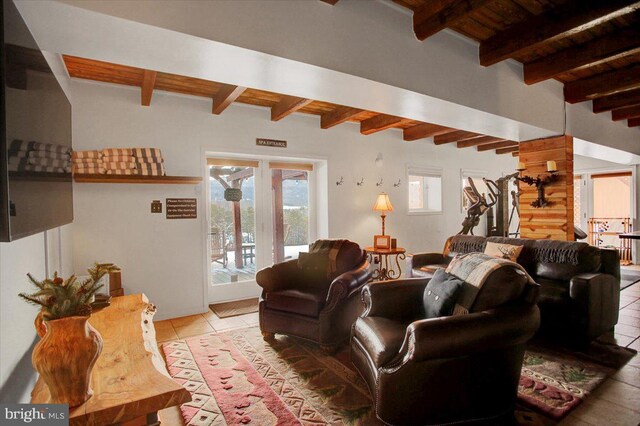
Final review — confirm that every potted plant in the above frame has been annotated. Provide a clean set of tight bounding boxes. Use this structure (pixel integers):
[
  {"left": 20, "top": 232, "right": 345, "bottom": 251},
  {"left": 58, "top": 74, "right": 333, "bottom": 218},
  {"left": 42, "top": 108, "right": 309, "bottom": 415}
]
[{"left": 19, "top": 263, "right": 119, "bottom": 407}]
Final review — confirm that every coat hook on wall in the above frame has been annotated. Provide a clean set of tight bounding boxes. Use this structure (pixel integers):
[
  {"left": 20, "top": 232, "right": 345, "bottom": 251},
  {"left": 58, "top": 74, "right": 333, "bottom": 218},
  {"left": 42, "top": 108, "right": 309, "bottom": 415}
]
[
  {"left": 376, "top": 178, "right": 383, "bottom": 187},
  {"left": 357, "top": 178, "right": 365, "bottom": 187},
  {"left": 394, "top": 179, "right": 401, "bottom": 187},
  {"left": 336, "top": 176, "right": 344, "bottom": 186}
]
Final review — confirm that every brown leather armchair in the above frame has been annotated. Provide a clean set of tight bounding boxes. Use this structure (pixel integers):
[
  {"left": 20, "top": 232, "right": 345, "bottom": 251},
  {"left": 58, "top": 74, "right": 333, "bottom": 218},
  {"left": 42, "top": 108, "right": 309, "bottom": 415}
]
[
  {"left": 257, "top": 239, "right": 371, "bottom": 352},
  {"left": 351, "top": 267, "right": 540, "bottom": 425}
]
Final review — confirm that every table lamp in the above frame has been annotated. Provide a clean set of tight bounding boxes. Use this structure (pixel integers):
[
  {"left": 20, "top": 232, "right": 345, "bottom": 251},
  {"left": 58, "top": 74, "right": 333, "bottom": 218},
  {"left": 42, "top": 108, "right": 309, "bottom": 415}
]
[{"left": 373, "top": 192, "right": 393, "bottom": 235}]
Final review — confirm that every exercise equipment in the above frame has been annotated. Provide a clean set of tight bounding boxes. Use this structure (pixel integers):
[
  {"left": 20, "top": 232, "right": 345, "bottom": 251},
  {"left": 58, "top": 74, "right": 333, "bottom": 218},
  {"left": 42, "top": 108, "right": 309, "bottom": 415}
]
[{"left": 459, "top": 177, "right": 500, "bottom": 235}]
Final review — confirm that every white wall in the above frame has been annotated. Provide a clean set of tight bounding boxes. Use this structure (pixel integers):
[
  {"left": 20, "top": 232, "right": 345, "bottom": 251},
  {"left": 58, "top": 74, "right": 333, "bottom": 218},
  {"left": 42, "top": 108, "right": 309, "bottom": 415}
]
[
  {"left": 0, "top": 225, "right": 72, "bottom": 403},
  {"left": 70, "top": 80, "right": 517, "bottom": 319}
]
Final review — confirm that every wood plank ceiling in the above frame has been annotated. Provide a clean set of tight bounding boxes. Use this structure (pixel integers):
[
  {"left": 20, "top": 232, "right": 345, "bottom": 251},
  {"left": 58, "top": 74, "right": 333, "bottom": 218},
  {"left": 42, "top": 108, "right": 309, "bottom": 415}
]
[
  {"left": 370, "top": 0, "right": 640, "bottom": 128},
  {"left": 62, "top": 55, "right": 521, "bottom": 155}
]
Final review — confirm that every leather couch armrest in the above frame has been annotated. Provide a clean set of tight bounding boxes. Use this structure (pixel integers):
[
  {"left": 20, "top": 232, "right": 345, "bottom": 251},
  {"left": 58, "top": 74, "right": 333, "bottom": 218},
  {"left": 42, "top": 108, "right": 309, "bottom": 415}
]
[
  {"left": 570, "top": 272, "right": 620, "bottom": 337},
  {"left": 361, "top": 278, "right": 430, "bottom": 319},
  {"left": 255, "top": 259, "right": 300, "bottom": 293},
  {"left": 405, "top": 253, "right": 446, "bottom": 277},
  {"left": 390, "top": 304, "right": 539, "bottom": 366},
  {"left": 325, "top": 260, "right": 372, "bottom": 309}
]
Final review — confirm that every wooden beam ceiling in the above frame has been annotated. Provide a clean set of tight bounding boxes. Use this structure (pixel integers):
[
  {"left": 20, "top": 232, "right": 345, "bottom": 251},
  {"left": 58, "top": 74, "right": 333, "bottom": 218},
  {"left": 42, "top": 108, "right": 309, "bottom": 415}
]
[
  {"left": 403, "top": 122, "right": 451, "bottom": 141},
  {"left": 433, "top": 130, "right": 483, "bottom": 145},
  {"left": 271, "top": 95, "right": 313, "bottom": 121},
  {"left": 360, "top": 114, "right": 403, "bottom": 135},
  {"left": 592, "top": 87, "right": 640, "bottom": 113},
  {"left": 612, "top": 104, "right": 640, "bottom": 121},
  {"left": 456, "top": 136, "right": 504, "bottom": 148},
  {"left": 564, "top": 64, "right": 640, "bottom": 104},
  {"left": 496, "top": 146, "right": 519, "bottom": 155},
  {"left": 413, "top": 0, "right": 490, "bottom": 41},
  {"left": 629, "top": 117, "right": 640, "bottom": 127},
  {"left": 62, "top": 55, "right": 513, "bottom": 155},
  {"left": 320, "top": 0, "right": 339, "bottom": 4},
  {"left": 477, "top": 140, "right": 518, "bottom": 152},
  {"left": 320, "top": 106, "right": 364, "bottom": 129},
  {"left": 523, "top": 27, "right": 640, "bottom": 85},
  {"left": 141, "top": 70, "right": 156, "bottom": 106},
  {"left": 479, "top": 0, "right": 640, "bottom": 67},
  {"left": 212, "top": 84, "right": 246, "bottom": 115}
]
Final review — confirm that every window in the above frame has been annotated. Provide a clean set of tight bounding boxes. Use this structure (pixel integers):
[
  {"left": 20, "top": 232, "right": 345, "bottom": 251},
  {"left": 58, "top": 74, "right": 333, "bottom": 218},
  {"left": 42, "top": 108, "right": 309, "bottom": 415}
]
[{"left": 407, "top": 167, "right": 442, "bottom": 213}]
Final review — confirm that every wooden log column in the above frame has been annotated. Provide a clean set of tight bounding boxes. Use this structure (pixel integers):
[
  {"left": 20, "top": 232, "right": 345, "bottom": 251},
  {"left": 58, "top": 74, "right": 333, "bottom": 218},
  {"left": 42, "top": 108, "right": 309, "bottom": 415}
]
[{"left": 519, "top": 135, "right": 574, "bottom": 241}]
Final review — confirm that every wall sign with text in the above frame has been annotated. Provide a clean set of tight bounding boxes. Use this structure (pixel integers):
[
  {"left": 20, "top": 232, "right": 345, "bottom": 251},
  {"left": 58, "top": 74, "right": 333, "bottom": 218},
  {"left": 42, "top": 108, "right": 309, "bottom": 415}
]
[
  {"left": 166, "top": 198, "right": 197, "bottom": 219},
  {"left": 256, "top": 138, "right": 287, "bottom": 148}
]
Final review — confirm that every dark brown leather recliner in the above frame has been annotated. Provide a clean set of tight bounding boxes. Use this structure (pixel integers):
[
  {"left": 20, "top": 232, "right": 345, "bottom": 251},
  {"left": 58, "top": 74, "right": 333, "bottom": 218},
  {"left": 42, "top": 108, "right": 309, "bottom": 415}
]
[
  {"left": 351, "top": 264, "right": 540, "bottom": 425},
  {"left": 407, "top": 235, "right": 620, "bottom": 342},
  {"left": 257, "top": 239, "right": 371, "bottom": 352}
]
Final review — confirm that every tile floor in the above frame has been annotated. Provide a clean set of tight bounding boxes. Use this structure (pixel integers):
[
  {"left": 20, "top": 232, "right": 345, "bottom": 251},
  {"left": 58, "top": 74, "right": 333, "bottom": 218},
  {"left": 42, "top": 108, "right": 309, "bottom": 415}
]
[{"left": 155, "top": 284, "right": 640, "bottom": 425}]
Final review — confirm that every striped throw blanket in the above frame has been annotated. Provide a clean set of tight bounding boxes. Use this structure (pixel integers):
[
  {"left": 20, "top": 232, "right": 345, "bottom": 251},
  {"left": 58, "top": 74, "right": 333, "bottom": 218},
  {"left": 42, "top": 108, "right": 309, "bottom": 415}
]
[
  {"left": 73, "top": 150, "right": 102, "bottom": 160},
  {"left": 445, "top": 252, "right": 534, "bottom": 315},
  {"left": 137, "top": 162, "right": 165, "bottom": 176},
  {"left": 102, "top": 148, "right": 133, "bottom": 157},
  {"left": 103, "top": 161, "right": 137, "bottom": 170},
  {"left": 106, "top": 169, "right": 139, "bottom": 175},
  {"left": 29, "top": 150, "right": 71, "bottom": 160},
  {"left": 133, "top": 147, "right": 163, "bottom": 162}
]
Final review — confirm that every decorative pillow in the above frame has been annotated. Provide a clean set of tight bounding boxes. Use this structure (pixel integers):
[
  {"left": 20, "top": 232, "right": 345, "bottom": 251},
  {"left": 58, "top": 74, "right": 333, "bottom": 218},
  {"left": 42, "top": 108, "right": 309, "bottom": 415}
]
[
  {"left": 423, "top": 268, "right": 464, "bottom": 319},
  {"left": 297, "top": 252, "right": 330, "bottom": 277},
  {"left": 484, "top": 241, "right": 523, "bottom": 262}
]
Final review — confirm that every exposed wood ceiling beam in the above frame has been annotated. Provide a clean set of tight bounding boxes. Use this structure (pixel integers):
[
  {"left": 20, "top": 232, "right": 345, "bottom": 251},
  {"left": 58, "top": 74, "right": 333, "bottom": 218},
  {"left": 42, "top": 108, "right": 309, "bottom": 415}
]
[
  {"left": 360, "top": 114, "right": 403, "bottom": 135},
  {"left": 456, "top": 136, "right": 504, "bottom": 148},
  {"left": 434, "top": 130, "right": 483, "bottom": 145},
  {"left": 477, "top": 140, "right": 518, "bottom": 152},
  {"left": 564, "top": 64, "right": 640, "bottom": 103},
  {"left": 511, "top": 151, "right": 520, "bottom": 157},
  {"left": 320, "top": 0, "right": 339, "bottom": 4},
  {"left": 592, "top": 88, "right": 640, "bottom": 112},
  {"left": 403, "top": 122, "right": 451, "bottom": 141},
  {"left": 141, "top": 70, "right": 156, "bottom": 106},
  {"left": 523, "top": 27, "right": 640, "bottom": 85},
  {"left": 320, "top": 106, "right": 364, "bottom": 129},
  {"left": 413, "top": 0, "right": 490, "bottom": 41},
  {"left": 496, "top": 146, "right": 520, "bottom": 155},
  {"left": 479, "top": 0, "right": 640, "bottom": 66},
  {"left": 612, "top": 104, "right": 640, "bottom": 121},
  {"left": 629, "top": 117, "right": 640, "bottom": 127},
  {"left": 211, "top": 84, "right": 246, "bottom": 115},
  {"left": 271, "top": 95, "right": 313, "bottom": 121}
]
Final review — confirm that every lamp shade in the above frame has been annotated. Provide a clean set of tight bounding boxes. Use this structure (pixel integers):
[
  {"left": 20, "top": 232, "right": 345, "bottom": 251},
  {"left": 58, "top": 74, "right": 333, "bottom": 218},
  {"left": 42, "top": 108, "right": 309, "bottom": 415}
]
[{"left": 373, "top": 192, "right": 394, "bottom": 212}]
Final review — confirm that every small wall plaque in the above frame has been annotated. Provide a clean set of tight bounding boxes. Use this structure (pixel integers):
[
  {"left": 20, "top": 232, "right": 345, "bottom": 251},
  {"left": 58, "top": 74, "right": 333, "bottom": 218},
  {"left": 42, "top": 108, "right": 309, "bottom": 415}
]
[
  {"left": 166, "top": 198, "right": 197, "bottom": 219},
  {"left": 256, "top": 138, "right": 287, "bottom": 148}
]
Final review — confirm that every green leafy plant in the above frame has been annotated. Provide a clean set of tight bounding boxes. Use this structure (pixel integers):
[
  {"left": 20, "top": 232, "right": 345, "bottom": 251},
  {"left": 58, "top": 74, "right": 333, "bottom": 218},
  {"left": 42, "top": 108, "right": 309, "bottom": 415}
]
[{"left": 19, "top": 263, "right": 120, "bottom": 320}]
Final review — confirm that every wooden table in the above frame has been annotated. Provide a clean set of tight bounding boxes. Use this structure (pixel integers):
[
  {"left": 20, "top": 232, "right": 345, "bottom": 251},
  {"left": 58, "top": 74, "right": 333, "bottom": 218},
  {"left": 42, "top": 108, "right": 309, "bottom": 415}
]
[
  {"left": 365, "top": 247, "right": 407, "bottom": 281},
  {"left": 31, "top": 294, "right": 191, "bottom": 425}
]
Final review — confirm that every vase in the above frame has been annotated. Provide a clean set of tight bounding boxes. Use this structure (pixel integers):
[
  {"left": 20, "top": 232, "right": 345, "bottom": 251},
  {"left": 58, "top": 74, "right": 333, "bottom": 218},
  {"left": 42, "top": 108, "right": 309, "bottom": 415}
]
[{"left": 32, "top": 315, "right": 103, "bottom": 407}]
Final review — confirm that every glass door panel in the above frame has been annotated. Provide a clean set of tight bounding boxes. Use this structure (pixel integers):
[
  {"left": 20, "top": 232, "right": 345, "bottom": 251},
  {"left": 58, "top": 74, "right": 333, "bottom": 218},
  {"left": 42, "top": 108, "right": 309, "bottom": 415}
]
[
  {"left": 209, "top": 163, "right": 257, "bottom": 285},
  {"left": 271, "top": 165, "right": 311, "bottom": 263}
]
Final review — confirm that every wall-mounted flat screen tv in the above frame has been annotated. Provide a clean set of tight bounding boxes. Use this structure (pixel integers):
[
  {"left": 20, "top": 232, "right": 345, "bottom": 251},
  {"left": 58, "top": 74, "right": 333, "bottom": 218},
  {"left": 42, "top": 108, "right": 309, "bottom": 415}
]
[{"left": 0, "top": 0, "right": 73, "bottom": 242}]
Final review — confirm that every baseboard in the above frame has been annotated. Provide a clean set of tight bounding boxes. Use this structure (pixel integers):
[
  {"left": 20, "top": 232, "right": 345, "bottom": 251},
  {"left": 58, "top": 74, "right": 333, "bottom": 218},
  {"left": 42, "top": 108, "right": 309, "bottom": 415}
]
[{"left": 154, "top": 304, "right": 208, "bottom": 321}]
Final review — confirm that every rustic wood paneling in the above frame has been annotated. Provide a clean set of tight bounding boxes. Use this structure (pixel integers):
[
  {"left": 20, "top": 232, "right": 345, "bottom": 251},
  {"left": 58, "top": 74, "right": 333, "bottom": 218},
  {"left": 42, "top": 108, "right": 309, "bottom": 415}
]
[{"left": 519, "top": 135, "right": 574, "bottom": 241}]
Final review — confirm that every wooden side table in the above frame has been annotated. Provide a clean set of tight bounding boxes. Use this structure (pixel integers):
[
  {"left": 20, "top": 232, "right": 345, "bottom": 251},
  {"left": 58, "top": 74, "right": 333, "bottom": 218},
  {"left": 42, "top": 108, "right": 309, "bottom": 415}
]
[
  {"left": 31, "top": 294, "right": 191, "bottom": 425},
  {"left": 365, "top": 247, "right": 407, "bottom": 281}
]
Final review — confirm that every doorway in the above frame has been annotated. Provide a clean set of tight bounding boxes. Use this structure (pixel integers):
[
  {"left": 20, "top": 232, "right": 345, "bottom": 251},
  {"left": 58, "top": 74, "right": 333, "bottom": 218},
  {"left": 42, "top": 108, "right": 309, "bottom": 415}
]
[{"left": 206, "top": 157, "right": 316, "bottom": 303}]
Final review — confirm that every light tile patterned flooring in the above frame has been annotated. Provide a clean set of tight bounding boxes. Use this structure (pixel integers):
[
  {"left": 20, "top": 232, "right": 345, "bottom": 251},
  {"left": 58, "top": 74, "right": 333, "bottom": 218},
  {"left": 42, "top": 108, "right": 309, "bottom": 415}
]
[{"left": 155, "top": 284, "right": 640, "bottom": 425}]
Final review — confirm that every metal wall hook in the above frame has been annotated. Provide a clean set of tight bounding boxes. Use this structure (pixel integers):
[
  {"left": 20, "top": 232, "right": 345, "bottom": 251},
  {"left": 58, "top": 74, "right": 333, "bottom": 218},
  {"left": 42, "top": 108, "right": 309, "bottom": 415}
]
[
  {"left": 357, "top": 178, "right": 365, "bottom": 186},
  {"left": 393, "top": 179, "right": 401, "bottom": 187},
  {"left": 376, "top": 178, "right": 383, "bottom": 187},
  {"left": 336, "top": 176, "right": 344, "bottom": 186}
]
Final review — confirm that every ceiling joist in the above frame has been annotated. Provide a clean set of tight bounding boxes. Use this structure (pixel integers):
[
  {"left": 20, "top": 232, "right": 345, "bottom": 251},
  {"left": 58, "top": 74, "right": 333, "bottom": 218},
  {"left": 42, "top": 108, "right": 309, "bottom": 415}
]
[
  {"left": 360, "top": 114, "right": 403, "bottom": 135},
  {"left": 456, "top": 136, "right": 504, "bottom": 148},
  {"left": 477, "top": 140, "right": 518, "bottom": 152},
  {"left": 433, "top": 130, "right": 483, "bottom": 145},
  {"left": 629, "top": 117, "right": 640, "bottom": 127},
  {"left": 403, "top": 122, "right": 452, "bottom": 141},
  {"left": 496, "top": 146, "right": 519, "bottom": 155},
  {"left": 592, "top": 88, "right": 640, "bottom": 113},
  {"left": 271, "top": 95, "right": 313, "bottom": 121},
  {"left": 612, "top": 104, "right": 640, "bottom": 121},
  {"left": 413, "top": 0, "right": 490, "bottom": 41},
  {"left": 141, "top": 70, "right": 156, "bottom": 106},
  {"left": 564, "top": 64, "right": 640, "bottom": 104},
  {"left": 212, "top": 84, "right": 246, "bottom": 115},
  {"left": 479, "top": 0, "right": 640, "bottom": 67},
  {"left": 320, "top": 106, "right": 364, "bottom": 129}
]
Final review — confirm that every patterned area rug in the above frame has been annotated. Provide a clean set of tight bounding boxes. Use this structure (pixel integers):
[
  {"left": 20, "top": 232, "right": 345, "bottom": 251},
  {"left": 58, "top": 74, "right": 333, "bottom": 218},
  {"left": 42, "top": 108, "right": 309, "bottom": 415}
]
[
  {"left": 162, "top": 327, "right": 635, "bottom": 425},
  {"left": 518, "top": 340, "right": 636, "bottom": 420}
]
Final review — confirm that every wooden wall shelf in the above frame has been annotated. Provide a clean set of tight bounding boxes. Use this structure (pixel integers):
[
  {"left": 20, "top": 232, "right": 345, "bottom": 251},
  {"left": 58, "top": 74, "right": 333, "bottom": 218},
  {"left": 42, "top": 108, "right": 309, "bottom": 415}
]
[{"left": 73, "top": 174, "right": 202, "bottom": 184}]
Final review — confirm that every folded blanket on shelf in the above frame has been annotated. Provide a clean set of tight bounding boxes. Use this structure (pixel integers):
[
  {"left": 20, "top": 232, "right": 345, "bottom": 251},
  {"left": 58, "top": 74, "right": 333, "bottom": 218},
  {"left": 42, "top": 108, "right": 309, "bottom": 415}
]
[
  {"left": 34, "top": 142, "right": 70, "bottom": 155},
  {"left": 8, "top": 149, "right": 30, "bottom": 159},
  {"left": 72, "top": 150, "right": 102, "bottom": 160},
  {"left": 28, "top": 157, "right": 72, "bottom": 168},
  {"left": 73, "top": 158, "right": 104, "bottom": 167},
  {"left": 103, "top": 161, "right": 137, "bottom": 170},
  {"left": 9, "top": 164, "right": 68, "bottom": 173},
  {"left": 106, "top": 169, "right": 139, "bottom": 175},
  {"left": 132, "top": 147, "right": 164, "bottom": 162},
  {"left": 102, "top": 148, "right": 133, "bottom": 157},
  {"left": 137, "top": 162, "right": 165, "bottom": 176},
  {"left": 73, "top": 166, "right": 106, "bottom": 175},
  {"left": 8, "top": 156, "right": 29, "bottom": 166},
  {"left": 9, "top": 140, "right": 37, "bottom": 152},
  {"left": 102, "top": 155, "right": 135, "bottom": 164},
  {"left": 29, "top": 150, "right": 71, "bottom": 160}
]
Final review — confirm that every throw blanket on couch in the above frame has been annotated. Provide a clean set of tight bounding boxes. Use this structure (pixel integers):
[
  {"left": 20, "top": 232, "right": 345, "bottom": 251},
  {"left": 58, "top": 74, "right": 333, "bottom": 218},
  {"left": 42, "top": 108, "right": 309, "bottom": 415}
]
[
  {"left": 310, "top": 239, "right": 347, "bottom": 275},
  {"left": 446, "top": 253, "right": 534, "bottom": 315},
  {"left": 448, "top": 235, "right": 486, "bottom": 255},
  {"left": 533, "top": 240, "right": 582, "bottom": 265}
]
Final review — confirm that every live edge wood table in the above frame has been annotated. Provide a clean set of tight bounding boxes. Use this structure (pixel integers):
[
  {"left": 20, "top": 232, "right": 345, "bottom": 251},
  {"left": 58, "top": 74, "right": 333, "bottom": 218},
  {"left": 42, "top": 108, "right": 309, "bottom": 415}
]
[
  {"left": 31, "top": 294, "right": 191, "bottom": 426},
  {"left": 365, "top": 246, "right": 407, "bottom": 281}
]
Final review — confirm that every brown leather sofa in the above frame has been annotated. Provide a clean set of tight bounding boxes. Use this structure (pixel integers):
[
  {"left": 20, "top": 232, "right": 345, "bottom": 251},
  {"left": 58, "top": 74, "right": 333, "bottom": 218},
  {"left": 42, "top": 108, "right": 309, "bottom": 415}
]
[
  {"left": 351, "top": 262, "right": 540, "bottom": 425},
  {"left": 407, "top": 235, "right": 620, "bottom": 342},
  {"left": 256, "top": 239, "right": 371, "bottom": 352}
]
